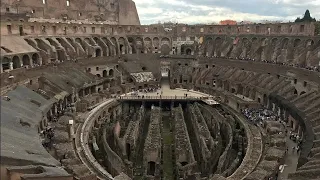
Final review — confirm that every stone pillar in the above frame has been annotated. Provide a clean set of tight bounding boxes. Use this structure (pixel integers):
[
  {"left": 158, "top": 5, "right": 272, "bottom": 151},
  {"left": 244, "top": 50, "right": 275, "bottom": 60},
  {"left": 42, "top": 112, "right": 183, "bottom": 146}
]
[
  {"left": 272, "top": 103, "right": 276, "bottom": 111},
  {"left": 9, "top": 62, "right": 13, "bottom": 70},
  {"left": 30, "top": 58, "right": 33, "bottom": 66},
  {"left": 68, "top": 120, "right": 75, "bottom": 139},
  {"left": 283, "top": 110, "right": 288, "bottom": 122},
  {"left": 53, "top": 104, "right": 58, "bottom": 115},
  {"left": 0, "top": 64, "right": 3, "bottom": 73},
  {"left": 39, "top": 58, "right": 43, "bottom": 66}
]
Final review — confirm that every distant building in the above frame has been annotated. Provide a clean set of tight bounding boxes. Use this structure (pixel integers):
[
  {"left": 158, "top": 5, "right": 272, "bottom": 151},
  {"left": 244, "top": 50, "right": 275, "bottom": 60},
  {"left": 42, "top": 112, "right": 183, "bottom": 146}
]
[
  {"left": 238, "top": 21, "right": 253, "bottom": 25},
  {"left": 220, "top": 20, "right": 237, "bottom": 25}
]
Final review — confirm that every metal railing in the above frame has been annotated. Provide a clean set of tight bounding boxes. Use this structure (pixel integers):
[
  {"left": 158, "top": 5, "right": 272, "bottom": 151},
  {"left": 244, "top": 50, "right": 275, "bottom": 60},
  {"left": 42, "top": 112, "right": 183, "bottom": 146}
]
[{"left": 117, "top": 95, "right": 210, "bottom": 100}]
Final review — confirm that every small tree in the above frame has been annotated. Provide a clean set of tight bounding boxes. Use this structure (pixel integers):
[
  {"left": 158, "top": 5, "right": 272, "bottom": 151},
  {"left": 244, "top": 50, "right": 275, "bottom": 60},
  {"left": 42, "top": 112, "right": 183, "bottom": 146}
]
[{"left": 295, "top": 9, "right": 316, "bottom": 22}]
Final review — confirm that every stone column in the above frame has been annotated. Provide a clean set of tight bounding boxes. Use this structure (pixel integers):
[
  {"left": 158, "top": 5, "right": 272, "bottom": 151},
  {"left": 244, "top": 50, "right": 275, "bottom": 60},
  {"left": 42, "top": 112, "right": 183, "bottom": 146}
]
[
  {"left": 0, "top": 64, "right": 3, "bottom": 73},
  {"left": 68, "top": 120, "right": 75, "bottom": 139},
  {"left": 53, "top": 104, "right": 58, "bottom": 115},
  {"left": 39, "top": 58, "right": 43, "bottom": 66},
  {"left": 9, "top": 62, "right": 13, "bottom": 70}
]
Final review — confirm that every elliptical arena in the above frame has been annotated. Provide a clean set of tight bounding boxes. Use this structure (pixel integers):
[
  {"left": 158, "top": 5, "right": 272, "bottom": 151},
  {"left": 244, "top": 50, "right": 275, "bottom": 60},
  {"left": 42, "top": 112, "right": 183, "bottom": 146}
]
[{"left": 1, "top": 1, "right": 320, "bottom": 180}]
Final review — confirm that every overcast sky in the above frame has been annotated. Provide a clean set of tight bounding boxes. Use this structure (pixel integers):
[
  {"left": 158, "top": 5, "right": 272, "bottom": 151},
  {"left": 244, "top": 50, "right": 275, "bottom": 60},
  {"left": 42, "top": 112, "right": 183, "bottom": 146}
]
[{"left": 133, "top": 0, "right": 320, "bottom": 24}]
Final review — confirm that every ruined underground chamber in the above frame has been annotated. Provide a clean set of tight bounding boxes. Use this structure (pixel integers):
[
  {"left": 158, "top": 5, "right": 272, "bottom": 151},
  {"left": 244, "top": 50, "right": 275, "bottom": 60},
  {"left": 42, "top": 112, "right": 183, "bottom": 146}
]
[{"left": 83, "top": 99, "right": 263, "bottom": 180}]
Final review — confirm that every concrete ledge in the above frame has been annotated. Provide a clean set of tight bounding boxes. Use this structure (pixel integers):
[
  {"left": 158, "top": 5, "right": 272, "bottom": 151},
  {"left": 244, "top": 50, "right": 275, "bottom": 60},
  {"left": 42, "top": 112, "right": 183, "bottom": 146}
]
[{"left": 79, "top": 99, "right": 118, "bottom": 180}]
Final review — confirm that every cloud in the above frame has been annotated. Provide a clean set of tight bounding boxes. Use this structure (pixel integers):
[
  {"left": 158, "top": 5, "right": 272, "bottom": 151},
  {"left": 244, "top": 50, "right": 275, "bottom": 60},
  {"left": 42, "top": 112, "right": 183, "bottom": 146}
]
[{"left": 133, "top": 0, "right": 320, "bottom": 24}]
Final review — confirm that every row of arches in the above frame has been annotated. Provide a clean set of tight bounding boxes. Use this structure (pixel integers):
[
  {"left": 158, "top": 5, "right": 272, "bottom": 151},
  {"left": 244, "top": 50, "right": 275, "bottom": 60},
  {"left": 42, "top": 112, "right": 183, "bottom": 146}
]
[{"left": 2, "top": 53, "right": 41, "bottom": 71}]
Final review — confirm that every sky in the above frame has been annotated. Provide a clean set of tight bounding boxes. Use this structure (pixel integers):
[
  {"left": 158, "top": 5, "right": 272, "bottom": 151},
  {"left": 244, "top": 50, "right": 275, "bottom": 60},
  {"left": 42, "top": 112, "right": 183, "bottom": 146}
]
[{"left": 133, "top": 0, "right": 320, "bottom": 24}]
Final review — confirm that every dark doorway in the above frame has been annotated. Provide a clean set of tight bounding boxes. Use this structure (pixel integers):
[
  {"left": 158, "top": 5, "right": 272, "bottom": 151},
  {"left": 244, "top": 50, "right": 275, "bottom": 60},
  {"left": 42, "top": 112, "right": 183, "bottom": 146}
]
[
  {"left": 103, "top": 70, "right": 107, "bottom": 77},
  {"left": 96, "top": 49, "right": 102, "bottom": 57},
  {"left": 147, "top": 161, "right": 156, "bottom": 176},
  {"left": 109, "top": 69, "right": 114, "bottom": 76},
  {"left": 126, "top": 143, "right": 131, "bottom": 160},
  {"left": 120, "top": 44, "right": 124, "bottom": 54},
  {"left": 19, "top": 26, "right": 24, "bottom": 36},
  {"left": 186, "top": 48, "right": 192, "bottom": 55}
]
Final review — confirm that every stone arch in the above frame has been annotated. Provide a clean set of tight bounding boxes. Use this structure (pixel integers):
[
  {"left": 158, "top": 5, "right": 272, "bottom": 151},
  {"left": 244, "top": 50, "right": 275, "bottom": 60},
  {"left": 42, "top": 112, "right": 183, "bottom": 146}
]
[
  {"left": 153, "top": 37, "right": 160, "bottom": 50},
  {"left": 244, "top": 87, "right": 250, "bottom": 97},
  {"left": 250, "top": 88, "right": 256, "bottom": 100},
  {"left": 93, "top": 37, "right": 99, "bottom": 43},
  {"left": 252, "top": 37, "right": 258, "bottom": 43},
  {"left": 66, "top": 37, "right": 73, "bottom": 45},
  {"left": 135, "top": 37, "right": 144, "bottom": 53},
  {"left": 281, "top": 38, "right": 289, "bottom": 49},
  {"left": 95, "top": 48, "right": 102, "bottom": 57},
  {"left": 103, "top": 70, "right": 107, "bottom": 77},
  {"left": 214, "top": 37, "right": 223, "bottom": 57},
  {"left": 12, "top": 56, "right": 21, "bottom": 69},
  {"left": 22, "top": 54, "right": 30, "bottom": 66},
  {"left": 75, "top": 38, "right": 85, "bottom": 49},
  {"left": 161, "top": 37, "right": 170, "bottom": 45},
  {"left": 305, "top": 39, "right": 314, "bottom": 47},
  {"left": 127, "top": 37, "right": 136, "bottom": 54},
  {"left": 109, "top": 69, "right": 114, "bottom": 76},
  {"left": 263, "top": 94, "right": 268, "bottom": 106},
  {"left": 118, "top": 37, "right": 126, "bottom": 54},
  {"left": 160, "top": 44, "right": 170, "bottom": 55},
  {"left": 271, "top": 38, "right": 278, "bottom": 46},
  {"left": 32, "top": 53, "right": 40, "bottom": 65},
  {"left": 186, "top": 48, "right": 192, "bottom": 55},
  {"left": 293, "top": 39, "right": 301, "bottom": 48},
  {"left": 144, "top": 37, "right": 152, "bottom": 53},
  {"left": 160, "top": 37, "right": 170, "bottom": 55},
  {"left": 205, "top": 37, "right": 214, "bottom": 56},
  {"left": 260, "top": 38, "right": 267, "bottom": 46},
  {"left": 84, "top": 38, "right": 93, "bottom": 45}
]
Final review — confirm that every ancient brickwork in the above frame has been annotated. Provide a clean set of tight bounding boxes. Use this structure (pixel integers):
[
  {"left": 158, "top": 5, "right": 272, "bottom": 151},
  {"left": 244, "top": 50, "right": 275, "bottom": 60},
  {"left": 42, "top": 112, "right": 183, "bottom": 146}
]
[{"left": 1, "top": 0, "right": 140, "bottom": 25}]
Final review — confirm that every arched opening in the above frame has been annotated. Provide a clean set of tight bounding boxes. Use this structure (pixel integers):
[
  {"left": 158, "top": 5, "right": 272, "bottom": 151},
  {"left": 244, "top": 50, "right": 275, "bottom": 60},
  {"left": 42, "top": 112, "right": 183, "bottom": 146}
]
[
  {"left": 22, "top": 55, "right": 30, "bottom": 66},
  {"left": 300, "top": 91, "right": 306, "bottom": 96},
  {"left": 160, "top": 44, "right": 170, "bottom": 55},
  {"left": 12, "top": 56, "right": 21, "bottom": 69},
  {"left": 126, "top": 143, "right": 131, "bottom": 160},
  {"left": 91, "top": 86, "right": 96, "bottom": 94},
  {"left": 231, "top": 88, "right": 236, "bottom": 93},
  {"left": 147, "top": 161, "right": 156, "bottom": 176},
  {"left": 95, "top": 49, "right": 102, "bottom": 57},
  {"left": 96, "top": 74, "right": 101, "bottom": 77},
  {"left": 109, "top": 69, "right": 114, "bottom": 76},
  {"left": 263, "top": 94, "right": 267, "bottom": 106},
  {"left": 32, "top": 53, "right": 40, "bottom": 65},
  {"left": 181, "top": 162, "right": 188, "bottom": 166},
  {"left": 103, "top": 70, "right": 107, "bottom": 77},
  {"left": 186, "top": 48, "right": 192, "bottom": 55},
  {"left": 110, "top": 79, "right": 116, "bottom": 86},
  {"left": 294, "top": 39, "right": 301, "bottom": 48},
  {"left": 119, "top": 44, "right": 124, "bottom": 54},
  {"left": 294, "top": 89, "right": 298, "bottom": 95}
]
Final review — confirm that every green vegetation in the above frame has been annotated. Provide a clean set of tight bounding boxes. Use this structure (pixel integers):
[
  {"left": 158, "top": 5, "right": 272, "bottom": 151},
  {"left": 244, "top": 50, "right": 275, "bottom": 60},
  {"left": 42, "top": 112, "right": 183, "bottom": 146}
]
[{"left": 295, "top": 10, "right": 316, "bottom": 22}]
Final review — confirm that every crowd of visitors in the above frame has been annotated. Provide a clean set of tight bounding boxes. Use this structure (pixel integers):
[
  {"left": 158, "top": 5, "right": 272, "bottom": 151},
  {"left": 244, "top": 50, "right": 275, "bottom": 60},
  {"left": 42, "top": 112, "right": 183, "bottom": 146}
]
[
  {"left": 241, "top": 107, "right": 280, "bottom": 126},
  {"left": 130, "top": 87, "right": 162, "bottom": 96},
  {"left": 41, "top": 126, "right": 55, "bottom": 149}
]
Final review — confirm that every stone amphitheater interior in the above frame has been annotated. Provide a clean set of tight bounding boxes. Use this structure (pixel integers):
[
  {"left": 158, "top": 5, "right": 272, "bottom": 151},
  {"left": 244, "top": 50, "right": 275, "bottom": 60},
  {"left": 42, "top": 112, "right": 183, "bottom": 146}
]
[{"left": 0, "top": 0, "right": 320, "bottom": 180}]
